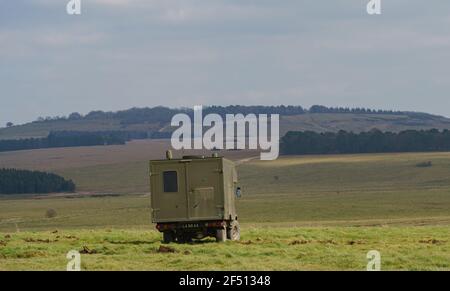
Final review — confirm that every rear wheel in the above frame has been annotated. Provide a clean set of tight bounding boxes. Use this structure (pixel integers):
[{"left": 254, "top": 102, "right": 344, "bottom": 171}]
[
  {"left": 162, "top": 231, "right": 174, "bottom": 244},
  {"left": 227, "top": 221, "right": 240, "bottom": 241},
  {"left": 216, "top": 228, "right": 227, "bottom": 242}
]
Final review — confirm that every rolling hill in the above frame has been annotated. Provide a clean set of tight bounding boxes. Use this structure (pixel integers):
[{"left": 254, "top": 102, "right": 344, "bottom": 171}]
[{"left": 1, "top": 106, "right": 450, "bottom": 140}]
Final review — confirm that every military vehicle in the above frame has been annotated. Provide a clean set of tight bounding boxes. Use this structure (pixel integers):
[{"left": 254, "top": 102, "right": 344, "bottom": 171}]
[{"left": 149, "top": 151, "right": 241, "bottom": 243}]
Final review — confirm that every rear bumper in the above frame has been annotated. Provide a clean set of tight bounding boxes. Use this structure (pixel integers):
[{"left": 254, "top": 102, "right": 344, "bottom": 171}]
[{"left": 156, "top": 220, "right": 226, "bottom": 232}]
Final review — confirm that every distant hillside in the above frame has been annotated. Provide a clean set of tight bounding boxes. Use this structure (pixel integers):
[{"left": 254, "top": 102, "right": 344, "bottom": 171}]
[{"left": 1, "top": 105, "right": 450, "bottom": 140}]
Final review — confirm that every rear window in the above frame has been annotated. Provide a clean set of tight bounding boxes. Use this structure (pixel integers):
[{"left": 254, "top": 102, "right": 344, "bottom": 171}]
[{"left": 163, "top": 171, "right": 178, "bottom": 192}]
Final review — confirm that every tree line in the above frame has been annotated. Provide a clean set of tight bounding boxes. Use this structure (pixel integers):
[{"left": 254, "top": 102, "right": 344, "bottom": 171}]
[
  {"left": 308, "top": 105, "right": 422, "bottom": 116},
  {"left": 0, "top": 130, "right": 174, "bottom": 153},
  {"left": 0, "top": 131, "right": 127, "bottom": 152},
  {"left": 0, "top": 168, "right": 75, "bottom": 194},
  {"left": 281, "top": 129, "right": 450, "bottom": 155}
]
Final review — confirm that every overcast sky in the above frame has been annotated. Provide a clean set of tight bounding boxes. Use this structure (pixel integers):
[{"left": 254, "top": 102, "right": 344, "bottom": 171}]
[{"left": 1, "top": 0, "right": 450, "bottom": 125}]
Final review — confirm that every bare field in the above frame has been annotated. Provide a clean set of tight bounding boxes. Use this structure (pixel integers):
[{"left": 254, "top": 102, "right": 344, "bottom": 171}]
[{"left": 0, "top": 139, "right": 258, "bottom": 170}]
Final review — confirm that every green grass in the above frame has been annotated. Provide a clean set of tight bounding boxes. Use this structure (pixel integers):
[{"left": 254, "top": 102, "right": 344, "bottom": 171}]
[
  {"left": 0, "top": 195, "right": 151, "bottom": 232},
  {"left": 0, "top": 227, "right": 448, "bottom": 271},
  {"left": 240, "top": 152, "right": 450, "bottom": 195},
  {"left": 57, "top": 161, "right": 150, "bottom": 194}
]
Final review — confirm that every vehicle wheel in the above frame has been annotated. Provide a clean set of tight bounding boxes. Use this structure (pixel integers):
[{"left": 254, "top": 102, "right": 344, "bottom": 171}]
[
  {"left": 216, "top": 228, "right": 227, "bottom": 242},
  {"left": 227, "top": 221, "right": 240, "bottom": 241},
  {"left": 163, "top": 231, "right": 174, "bottom": 244}
]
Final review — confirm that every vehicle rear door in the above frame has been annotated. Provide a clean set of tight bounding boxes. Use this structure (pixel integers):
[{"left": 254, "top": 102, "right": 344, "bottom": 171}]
[
  {"left": 185, "top": 159, "right": 222, "bottom": 220},
  {"left": 151, "top": 162, "right": 188, "bottom": 222}
]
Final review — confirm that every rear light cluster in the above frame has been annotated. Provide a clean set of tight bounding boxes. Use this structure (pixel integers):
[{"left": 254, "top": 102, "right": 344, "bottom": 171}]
[{"left": 156, "top": 223, "right": 175, "bottom": 231}]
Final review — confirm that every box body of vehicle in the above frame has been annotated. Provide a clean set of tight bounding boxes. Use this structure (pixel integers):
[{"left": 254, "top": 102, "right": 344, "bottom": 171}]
[{"left": 149, "top": 155, "right": 240, "bottom": 242}]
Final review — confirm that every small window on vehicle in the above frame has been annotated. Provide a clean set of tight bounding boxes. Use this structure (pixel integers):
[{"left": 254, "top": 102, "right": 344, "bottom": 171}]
[{"left": 163, "top": 171, "right": 178, "bottom": 192}]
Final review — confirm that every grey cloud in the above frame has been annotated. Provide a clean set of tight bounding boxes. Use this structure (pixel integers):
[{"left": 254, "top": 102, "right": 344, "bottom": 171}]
[{"left": 1, "top": 0, "right": 450, "bottom": 125}]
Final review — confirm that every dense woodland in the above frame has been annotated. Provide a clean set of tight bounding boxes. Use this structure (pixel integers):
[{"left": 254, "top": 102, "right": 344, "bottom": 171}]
[
  {"left": 281, "top": 129, "right": 450, "bottom": 155},
  {"left": 0, "top": 169, "right": 75, "bottom": 194},
  {"left": 0, "top": 131, "right": 128, "bottom": 152}
]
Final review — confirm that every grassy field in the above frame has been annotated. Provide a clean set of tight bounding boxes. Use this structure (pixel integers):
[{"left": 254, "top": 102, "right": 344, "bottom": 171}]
[
  {"left": 0, "top": 227, "right": 448, "bottom": 271},
  {"left": 0, "top": 150, "right": 449, "bottom": 270}
]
